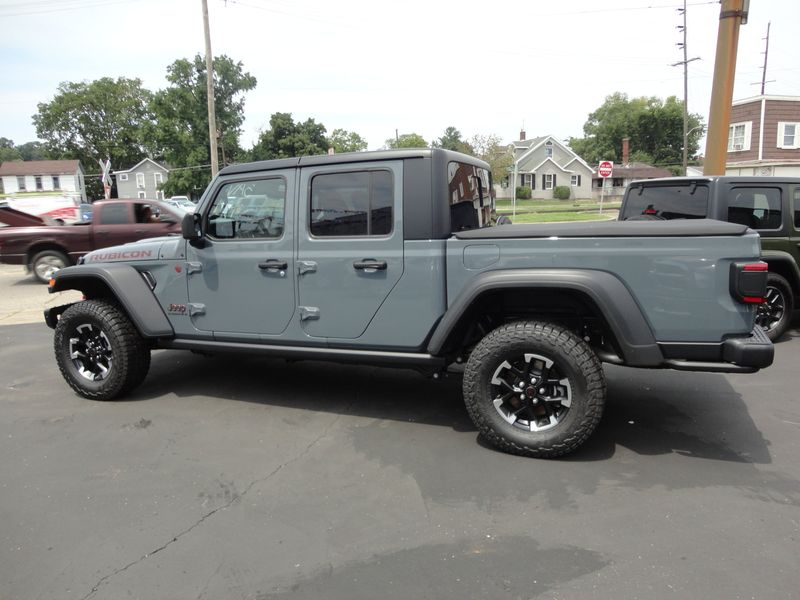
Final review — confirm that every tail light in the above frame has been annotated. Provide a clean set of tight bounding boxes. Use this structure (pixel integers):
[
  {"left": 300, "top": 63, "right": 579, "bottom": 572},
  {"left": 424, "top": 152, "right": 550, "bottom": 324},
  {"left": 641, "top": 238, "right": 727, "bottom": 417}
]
[{"left": 730, "top": 261, "right": 768, "bottom": 304}]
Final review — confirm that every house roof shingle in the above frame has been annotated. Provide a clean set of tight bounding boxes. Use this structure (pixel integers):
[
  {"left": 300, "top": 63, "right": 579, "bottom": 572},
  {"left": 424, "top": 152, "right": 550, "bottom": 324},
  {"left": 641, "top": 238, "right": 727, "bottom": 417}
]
[{"left": 0, "top": 160, "right": 82, "bottom": 176}]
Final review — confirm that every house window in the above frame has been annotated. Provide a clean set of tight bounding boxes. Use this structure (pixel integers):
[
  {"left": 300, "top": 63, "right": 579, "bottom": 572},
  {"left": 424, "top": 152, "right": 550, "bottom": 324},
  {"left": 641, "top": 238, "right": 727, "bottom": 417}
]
[
  {"left": 727, "top": 122, "right": 751, "bottom": 152},
  {"left": 154, "top": 172, "right": 163, "bottom": 186},
  {"left": 544, "top": 174, "right": 554, "bottom": 190},
  {"left": 17, "top": 176, "right": 26, "bottom": 191},
  {"left": 310, "top": 170, "right": 393, "bottom": 237},
  {"left": 136, "top": 173, "right": 145, "bottom": 188},
  {"left": 138, "top": 191, "right": 146, "bottom": 199},
  {"left": 35, "top": 176, "right": 43, "bottom": 191},
  {"left": 778, "top": 122, "right": 800, "bottom": 149},
  {"left": 119, "top": 173, "right": 128, "bottom": 181},
  {"left": 570, "top": 174, "right": 581, "bottom": 186},
  {"left": 156, "top": 191, "right": 164, "bottom": 201},
  {"left": 52, "top": 176, "right": 60, "bottom": 190},
  {"left": 545, "top": 141, "right": 553, "bottom": 158}
]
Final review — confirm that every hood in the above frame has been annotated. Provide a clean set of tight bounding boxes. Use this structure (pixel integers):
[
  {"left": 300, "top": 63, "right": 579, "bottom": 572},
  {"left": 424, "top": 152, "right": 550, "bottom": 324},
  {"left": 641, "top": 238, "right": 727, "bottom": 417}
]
[{"left": 83, "top": 236, "right": 180, "bottom": 264}]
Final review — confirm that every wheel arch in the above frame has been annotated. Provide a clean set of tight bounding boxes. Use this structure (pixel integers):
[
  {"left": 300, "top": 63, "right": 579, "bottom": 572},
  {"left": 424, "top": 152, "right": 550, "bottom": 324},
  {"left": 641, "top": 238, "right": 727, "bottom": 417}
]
[
  {"left": 761, "top": 252, "right": 800, "bottom": 296},
  {"left": 26, "top": 242, "right": 72, "bottom": 266},
  {"left": 49, "top": 264, "right": 173, "bottom": 339},
  {"left": 427, "top": 269, "right": 663, "bottom": 367}
]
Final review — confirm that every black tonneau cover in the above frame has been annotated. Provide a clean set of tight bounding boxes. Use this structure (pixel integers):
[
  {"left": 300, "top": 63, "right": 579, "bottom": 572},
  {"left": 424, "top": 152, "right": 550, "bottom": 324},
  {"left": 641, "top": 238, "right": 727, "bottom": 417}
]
[{"left": 454, "top": 219, "right": 749, "bottom": 239}]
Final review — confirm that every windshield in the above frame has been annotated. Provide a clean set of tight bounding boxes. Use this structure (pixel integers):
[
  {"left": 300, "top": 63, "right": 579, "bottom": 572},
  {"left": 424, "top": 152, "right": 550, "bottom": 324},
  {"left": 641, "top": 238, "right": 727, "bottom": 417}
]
[
  {"left": 621, "top": 183, "right": 709, "bottom": 220},
  {"left": 448, "top": 161, "right": 494, "bottom": 231}
]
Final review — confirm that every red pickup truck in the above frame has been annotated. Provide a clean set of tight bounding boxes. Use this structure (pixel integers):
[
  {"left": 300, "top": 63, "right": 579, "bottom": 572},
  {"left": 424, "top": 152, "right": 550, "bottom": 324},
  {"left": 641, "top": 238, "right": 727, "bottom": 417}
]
[{"left": 0, "top": 199, "right": 182, "bottom": 282}]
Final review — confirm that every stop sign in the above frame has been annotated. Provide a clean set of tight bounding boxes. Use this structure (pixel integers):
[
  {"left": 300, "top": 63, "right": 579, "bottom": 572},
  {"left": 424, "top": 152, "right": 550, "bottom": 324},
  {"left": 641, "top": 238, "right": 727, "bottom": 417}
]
[{"left": 598, "top": 161, "right": 613, "bottom": 178}]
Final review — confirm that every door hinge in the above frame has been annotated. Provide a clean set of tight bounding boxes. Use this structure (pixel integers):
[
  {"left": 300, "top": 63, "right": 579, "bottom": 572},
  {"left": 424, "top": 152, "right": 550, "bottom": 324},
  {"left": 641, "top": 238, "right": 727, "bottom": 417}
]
[
  {"left": 299, "top": 306, "right": 320, "bottom": 321},
  {"left": 298, "top": 260, "right": 317, "bottom": 276},
  {"left": 187, "top": 303, "right": 206, "bottom": 317},
  {"left": 186, "top": 262, "right": 203, "bottom": 275}
]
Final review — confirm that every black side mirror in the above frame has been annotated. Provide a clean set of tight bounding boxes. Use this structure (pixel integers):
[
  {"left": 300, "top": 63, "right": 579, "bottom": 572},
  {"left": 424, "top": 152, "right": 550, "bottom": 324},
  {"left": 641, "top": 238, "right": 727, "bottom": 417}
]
[{"left": 182, "top": 212, "right": 202, "bottom": 242}]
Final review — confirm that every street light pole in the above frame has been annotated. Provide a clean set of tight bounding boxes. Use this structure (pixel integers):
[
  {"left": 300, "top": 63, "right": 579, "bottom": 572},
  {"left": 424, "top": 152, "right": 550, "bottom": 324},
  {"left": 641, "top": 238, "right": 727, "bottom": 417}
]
[{"left": 201, "top": 0, "right": 219, "bottom": 178}]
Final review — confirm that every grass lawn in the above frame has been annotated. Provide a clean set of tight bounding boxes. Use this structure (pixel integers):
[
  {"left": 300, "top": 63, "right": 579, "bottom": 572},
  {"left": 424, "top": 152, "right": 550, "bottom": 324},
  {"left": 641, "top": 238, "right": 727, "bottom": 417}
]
[
  {"left": 496, "top": 199, "right": 621, "bottom": 214},
  {"left": 506, "top": 211, "right": 618, "bottom": 224}
]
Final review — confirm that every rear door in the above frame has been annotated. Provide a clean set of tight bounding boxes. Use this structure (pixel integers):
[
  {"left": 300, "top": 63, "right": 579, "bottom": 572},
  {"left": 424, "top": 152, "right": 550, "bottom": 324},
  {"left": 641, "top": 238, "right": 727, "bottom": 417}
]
[{"left": 296, "top": 161, "right": 403, "bottom": 340}]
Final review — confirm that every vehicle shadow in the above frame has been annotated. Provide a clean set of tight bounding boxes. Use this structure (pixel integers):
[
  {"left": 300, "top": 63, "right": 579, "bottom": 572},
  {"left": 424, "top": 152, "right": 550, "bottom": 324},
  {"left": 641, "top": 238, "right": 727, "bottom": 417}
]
[{"left": 130, "top": 349, "right": 771, "bottom": 467}]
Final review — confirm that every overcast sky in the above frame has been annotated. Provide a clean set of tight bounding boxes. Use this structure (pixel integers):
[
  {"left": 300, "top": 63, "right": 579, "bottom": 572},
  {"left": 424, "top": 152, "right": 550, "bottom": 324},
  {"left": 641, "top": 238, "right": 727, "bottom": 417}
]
[{"left": 0, "top": 0, "right": 798, "bottom": 158}]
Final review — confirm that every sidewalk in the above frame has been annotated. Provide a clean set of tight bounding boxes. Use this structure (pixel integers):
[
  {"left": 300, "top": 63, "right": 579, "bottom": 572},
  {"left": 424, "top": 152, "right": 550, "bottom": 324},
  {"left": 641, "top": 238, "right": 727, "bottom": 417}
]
[{"left": 0, "top": 265, "right": 81, "bottom": 326}]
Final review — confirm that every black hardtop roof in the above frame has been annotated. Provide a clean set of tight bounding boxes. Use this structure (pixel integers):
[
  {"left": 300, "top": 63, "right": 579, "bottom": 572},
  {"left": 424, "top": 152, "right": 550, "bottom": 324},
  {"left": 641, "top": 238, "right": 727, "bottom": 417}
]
[
  {"left": 218, "top": 148, "right": 489, "bottom": 176},
  {"left": 630, "top": 175, "right": 800, "bottom": 186}
]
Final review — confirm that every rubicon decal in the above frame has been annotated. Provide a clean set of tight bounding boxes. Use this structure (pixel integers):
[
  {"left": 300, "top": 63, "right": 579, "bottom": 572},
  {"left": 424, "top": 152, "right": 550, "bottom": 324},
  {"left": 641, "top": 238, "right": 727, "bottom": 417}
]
[{"left": 89, "top": 250, "right": 153, "bottom": 261}]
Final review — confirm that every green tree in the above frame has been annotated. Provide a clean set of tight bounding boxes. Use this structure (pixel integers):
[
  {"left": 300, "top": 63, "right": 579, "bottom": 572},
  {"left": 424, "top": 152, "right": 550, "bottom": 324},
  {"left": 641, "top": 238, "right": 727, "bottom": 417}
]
[
  {"left": 249, "top": 112, "right": 328, "bottom": 160},
  {"left": 432, "top": 126, "right": 474, "bottom": 154},
  {"left": 385, "top": 133, "right": 428, "bottom": 149},
  {"left": 329, "top": 128, "right": 368, "bottom": 153},
  {"left": 149, "top": 55, "right": 257, "bottom": 197},
  {"left": 469, "top": 134, "right": 513, "bottom": 185},
  {"left": 17, "top": 141, "right": 48, "bottom": 161},
  {"left": 569, "top": 93, "right": 703, "bottom": 168},
  {"left": 33, "top": 77, "right": 154, "bottom": 172},
  {"left": 0, "top": 137, "right": 21, "bottom": 163}
]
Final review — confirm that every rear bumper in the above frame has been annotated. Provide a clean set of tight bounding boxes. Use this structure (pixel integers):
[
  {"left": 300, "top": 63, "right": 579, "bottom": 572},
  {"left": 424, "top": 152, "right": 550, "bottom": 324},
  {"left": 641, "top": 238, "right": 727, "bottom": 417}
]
[{"left": 659, "top": 327, "right": 774, "bottom": 373}]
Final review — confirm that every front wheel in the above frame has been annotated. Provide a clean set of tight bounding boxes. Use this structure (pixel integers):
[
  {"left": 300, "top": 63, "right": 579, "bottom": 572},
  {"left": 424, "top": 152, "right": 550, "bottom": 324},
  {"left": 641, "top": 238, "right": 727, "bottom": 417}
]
[
  {"left": 463, "top": 321, "right": 606, "bottom": 458},
  {"left": 54, "top": 300, "right": 151, "bottom": 400}
]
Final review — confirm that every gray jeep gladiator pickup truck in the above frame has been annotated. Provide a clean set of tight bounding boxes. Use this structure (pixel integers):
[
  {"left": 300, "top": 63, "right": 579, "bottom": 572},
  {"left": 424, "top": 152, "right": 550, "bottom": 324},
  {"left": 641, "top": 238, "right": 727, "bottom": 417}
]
[{"left": 44, "top": 149, "right": 773, "bottom": 457}]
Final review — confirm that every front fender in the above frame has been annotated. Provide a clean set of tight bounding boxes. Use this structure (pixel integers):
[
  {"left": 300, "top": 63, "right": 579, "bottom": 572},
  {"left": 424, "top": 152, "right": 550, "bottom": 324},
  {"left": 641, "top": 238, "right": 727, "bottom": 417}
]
[{"left": 48, "top": 264, "right": 174, "bottom": 338}]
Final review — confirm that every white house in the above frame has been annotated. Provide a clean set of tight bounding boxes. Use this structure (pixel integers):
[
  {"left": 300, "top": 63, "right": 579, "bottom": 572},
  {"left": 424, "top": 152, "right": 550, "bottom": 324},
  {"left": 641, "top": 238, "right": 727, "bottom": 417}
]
[
  {"left": 499, "top": 132, "right": 595, "bottom": 200},
  {"left": 0, "top": 159, "right": 86, "bottom": 203}
]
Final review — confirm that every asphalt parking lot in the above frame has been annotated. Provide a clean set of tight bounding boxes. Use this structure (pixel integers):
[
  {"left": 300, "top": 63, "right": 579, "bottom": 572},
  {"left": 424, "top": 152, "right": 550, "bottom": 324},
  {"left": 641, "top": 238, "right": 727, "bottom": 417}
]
[{"left": 2, "top": 265, "right": 800, "bottom": 599}]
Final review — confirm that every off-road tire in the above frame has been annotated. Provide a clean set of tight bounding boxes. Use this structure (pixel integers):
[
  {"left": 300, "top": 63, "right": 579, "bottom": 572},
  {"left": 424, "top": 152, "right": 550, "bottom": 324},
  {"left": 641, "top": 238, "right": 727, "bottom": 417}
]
[
  {"left": 463, "top": 321, "right": 606, "bottom": 458},
  {"left": 31, "top": 249, "right": 69, "bottom": 284},
  {"left": 758, "top": 273, "right": 794, "bottom": 342},
  {"left": 54, "top": 300, "right": 151, "bottom": 400}
]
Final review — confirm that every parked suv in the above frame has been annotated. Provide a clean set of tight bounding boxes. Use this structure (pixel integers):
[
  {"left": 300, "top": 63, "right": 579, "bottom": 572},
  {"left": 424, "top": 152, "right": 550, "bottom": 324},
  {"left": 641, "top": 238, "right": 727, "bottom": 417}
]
[{"left": 619, "top": 176, "right": 800, "bottom": 341}]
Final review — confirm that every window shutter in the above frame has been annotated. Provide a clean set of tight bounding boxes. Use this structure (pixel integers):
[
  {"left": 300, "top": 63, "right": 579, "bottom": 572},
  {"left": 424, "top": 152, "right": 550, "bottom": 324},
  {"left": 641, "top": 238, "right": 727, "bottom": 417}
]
[
  {"left": 542, "top": 175, "right": 546, "bottom": 189},
  {"left": 531, "top": 173, "right": 535, "bottom": 189},
  {"left": 578, "top": 175, "right": 582, "bottom": 186},
  {"left": 553, "top": 174, "right": 557, "bottom": 188}
]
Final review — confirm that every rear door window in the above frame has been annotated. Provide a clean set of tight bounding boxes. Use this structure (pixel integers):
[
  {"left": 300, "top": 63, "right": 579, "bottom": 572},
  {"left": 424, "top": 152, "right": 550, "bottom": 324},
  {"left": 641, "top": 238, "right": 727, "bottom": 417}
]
[
  {"left": 793, "top": 187, "right": 800, "bottom": 230},
  {"left": 621, "top": 184, "right": 709, "bottom": 220},
  {"left": 727, "top": 187, "right": 782, "bottom": 230}
]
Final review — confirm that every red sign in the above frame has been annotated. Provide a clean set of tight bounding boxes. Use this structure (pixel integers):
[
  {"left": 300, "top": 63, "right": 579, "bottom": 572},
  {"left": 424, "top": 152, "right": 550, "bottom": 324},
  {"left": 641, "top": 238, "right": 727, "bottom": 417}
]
[{"left": 598, "top": 161, "right": 613, "bottom": 178}]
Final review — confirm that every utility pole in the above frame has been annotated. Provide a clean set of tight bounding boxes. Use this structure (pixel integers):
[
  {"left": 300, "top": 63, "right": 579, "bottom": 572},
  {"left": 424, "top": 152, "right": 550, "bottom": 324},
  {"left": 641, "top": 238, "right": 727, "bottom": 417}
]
[
  {"left": 704, "top": 0, "right": 748, "bottom": 176},
  {"left": 673, "top": 0, "right": 700, "bottom": 175},
  {"left": 752, "top": 22, "right": 774, "bottom": 94},
  {"left": 201, "top": 0, "right": 219, "bottom": 177}
]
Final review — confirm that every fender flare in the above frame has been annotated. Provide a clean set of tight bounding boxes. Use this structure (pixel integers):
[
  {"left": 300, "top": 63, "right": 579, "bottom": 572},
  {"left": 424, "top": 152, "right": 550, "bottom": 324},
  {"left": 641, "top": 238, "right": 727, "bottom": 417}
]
[
  {"left": 761, "top": 250, "right": 800, "bottom": 293},
  {"left": 426, "top": 268, "right": 663, "bottom": 366},
  {"left": 48, "top": 264, "right": 174, "bottom": 338}
]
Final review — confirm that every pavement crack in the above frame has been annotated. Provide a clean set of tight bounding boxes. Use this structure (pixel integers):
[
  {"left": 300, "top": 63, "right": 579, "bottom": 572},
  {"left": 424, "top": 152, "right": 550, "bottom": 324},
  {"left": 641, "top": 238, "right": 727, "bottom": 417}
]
[{"left": 80, "top": 417, "right": 339, "bottom": 600}]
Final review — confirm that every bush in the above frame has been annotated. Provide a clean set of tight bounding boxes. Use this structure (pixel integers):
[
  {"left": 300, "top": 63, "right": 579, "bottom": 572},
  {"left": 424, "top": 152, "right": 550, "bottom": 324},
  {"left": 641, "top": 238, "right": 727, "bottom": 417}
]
[
  {"left": 515, "top": 186, "right": 532, "bottom": 200},
  {"left": 553, "top": 185, "right": 571, "bottom": 200}
]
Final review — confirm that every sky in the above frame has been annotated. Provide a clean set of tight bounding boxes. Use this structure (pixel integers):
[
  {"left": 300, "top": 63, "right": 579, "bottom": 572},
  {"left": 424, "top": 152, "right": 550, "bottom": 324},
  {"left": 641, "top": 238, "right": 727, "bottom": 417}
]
[{"left": 0, "top": 0, "right": 798, "bottom": 159}]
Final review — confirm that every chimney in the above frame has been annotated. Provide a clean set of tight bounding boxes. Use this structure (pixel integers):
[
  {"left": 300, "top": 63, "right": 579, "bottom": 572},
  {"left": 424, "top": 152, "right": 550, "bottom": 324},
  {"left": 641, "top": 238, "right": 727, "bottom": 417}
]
[
  {"left": 622, "top": 137, "right": 630, "bottom": 166},
  {"left": 519, "top": 129, "right": 526, "bottom": 141}
]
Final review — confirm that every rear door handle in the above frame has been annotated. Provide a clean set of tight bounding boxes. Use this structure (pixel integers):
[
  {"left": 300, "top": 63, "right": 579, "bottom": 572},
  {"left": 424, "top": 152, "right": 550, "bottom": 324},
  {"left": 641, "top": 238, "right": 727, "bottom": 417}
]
[
  {"left": 353, "top": 259, "right": 387, "bottom": 271},
  {"left": 258, "top": 259, "right": 288, "bottom": 272}
]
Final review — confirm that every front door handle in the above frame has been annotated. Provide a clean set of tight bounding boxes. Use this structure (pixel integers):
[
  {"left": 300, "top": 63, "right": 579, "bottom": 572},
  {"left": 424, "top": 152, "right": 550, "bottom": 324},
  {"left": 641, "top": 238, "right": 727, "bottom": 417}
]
[
  {"left": 353, "top": 259, "right": 387, "bottom": 271},
  {"left": 258, "top": 259, "right": 288, "bottom": 273}
]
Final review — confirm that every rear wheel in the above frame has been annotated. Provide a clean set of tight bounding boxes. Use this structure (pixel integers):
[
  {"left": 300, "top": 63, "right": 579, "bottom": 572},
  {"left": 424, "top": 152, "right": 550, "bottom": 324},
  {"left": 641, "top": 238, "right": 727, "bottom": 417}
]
[
  {"left": 31, "top": 250, "right": 69, "bottom": 284},
  {"left": 54, "top": 300, "right": 150, "bottom": 400},
  {"left": 756, "top": 273, "right": 793, "bottom": 341},
  {"left": 463, "top": 321, "right": 606, "bottom": 458}
]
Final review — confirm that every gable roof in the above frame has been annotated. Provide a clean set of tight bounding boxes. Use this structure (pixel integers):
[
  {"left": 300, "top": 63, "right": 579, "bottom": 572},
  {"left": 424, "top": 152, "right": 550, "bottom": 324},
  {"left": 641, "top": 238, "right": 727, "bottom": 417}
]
[
  {"left": 514, "top": 135, "right": 594, "bottom": 173},
  {"left": 114, "top": 157, "right": 169, "bottom": 174},
  {"left": 0, "top": 159, "right": 82, "bottom": 176},
  {"left": 529, "top": 157, "right": 574, "bottom": 174}
]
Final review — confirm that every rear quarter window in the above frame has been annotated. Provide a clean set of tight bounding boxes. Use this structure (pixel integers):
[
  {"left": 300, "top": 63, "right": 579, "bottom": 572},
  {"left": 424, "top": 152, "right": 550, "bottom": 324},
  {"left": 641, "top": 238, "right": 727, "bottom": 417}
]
[{"left": 621, "top": 185, "right": 709, "bottom": 220}]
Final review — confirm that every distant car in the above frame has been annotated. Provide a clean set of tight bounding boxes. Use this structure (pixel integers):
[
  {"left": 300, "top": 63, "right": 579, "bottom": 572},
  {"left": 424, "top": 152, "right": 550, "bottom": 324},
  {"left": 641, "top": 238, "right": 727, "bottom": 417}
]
[{"left": 164, "top": 196, "right": 195, "bottom": 213}]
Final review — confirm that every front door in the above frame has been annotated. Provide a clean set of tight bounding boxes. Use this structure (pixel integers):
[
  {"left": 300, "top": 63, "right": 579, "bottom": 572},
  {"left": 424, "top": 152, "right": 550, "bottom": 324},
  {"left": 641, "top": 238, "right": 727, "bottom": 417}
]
[
  {"left": 297, "top": 161, "right": 403, "bottom": 340},
  {"left": 186, "top": 173, "right": 295, "bottom": 336}
]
